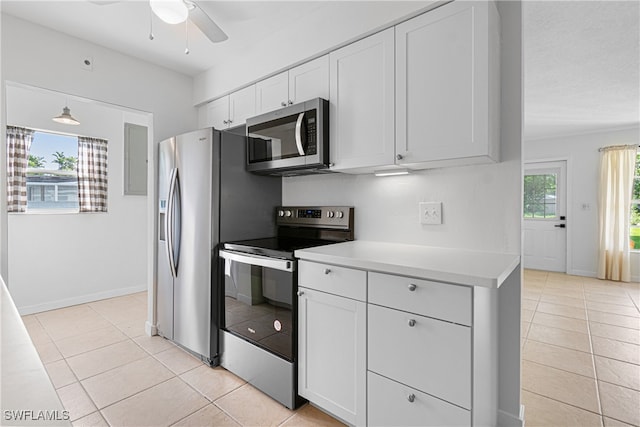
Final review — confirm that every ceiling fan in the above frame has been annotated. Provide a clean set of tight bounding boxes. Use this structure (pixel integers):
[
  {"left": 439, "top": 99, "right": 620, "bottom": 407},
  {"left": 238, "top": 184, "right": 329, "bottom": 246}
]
[{"left": 91, "top": 0, "right": 228, "bottom": 44}]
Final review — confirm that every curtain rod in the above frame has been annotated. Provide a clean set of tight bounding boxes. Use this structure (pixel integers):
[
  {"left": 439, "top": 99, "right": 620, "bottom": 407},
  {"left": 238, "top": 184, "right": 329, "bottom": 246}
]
[{"left": 598, "top": 144, "right": 640, "bottom": 152}]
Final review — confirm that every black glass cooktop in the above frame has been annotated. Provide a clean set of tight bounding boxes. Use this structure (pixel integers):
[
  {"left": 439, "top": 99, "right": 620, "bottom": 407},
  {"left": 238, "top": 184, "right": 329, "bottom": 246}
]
[{"left": 223, "top": 237, "right": 333, "bottom": 259}]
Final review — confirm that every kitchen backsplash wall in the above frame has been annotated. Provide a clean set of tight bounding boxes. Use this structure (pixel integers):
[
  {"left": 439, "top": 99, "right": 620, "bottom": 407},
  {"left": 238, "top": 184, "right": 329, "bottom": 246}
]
[{"left": 283, "top": 159, "right": 521, "bottom": 254}]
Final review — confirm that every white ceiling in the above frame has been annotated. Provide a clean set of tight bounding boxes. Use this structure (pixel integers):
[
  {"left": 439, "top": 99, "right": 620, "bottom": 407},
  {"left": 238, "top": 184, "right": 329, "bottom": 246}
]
[
  {"left": 2, "top": 1, "right": 639, "bottom": 141},
  {"left": 523, "top": 1, "right": 639, "bottom": 140}
]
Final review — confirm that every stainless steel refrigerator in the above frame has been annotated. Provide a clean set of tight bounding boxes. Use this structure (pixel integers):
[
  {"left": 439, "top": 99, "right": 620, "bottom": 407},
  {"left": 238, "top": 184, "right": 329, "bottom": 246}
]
[{"left": 157, "top": 127, "right": 281, "bottom": 365}]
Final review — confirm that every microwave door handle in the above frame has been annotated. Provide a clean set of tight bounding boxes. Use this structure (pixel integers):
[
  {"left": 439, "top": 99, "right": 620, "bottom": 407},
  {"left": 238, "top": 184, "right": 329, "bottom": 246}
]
[{"left": 295, "top": 112, "right": 305, "bottom": 156}]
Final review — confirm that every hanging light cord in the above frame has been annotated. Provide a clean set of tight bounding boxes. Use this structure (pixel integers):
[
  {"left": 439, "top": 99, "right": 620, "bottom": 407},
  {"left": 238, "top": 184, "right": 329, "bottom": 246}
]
[
  {"left": 185, "top": 19, "right": 190, "bottom": 54},
  {"left": 149, "top": 3, "right": 154, "bottom": 40}
]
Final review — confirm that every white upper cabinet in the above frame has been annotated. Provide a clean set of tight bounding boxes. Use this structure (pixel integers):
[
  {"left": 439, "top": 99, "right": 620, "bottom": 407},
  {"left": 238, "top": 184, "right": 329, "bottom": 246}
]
[
  {"left": 205, "top": 96, "right": 230, "bottom": 129},
  {"left": 395, "top": 1, "right": 500, "bottom": 169},
  {"left": 329, "top": 28, "right": 395, "bottom": 172},
  {"left": 256, "top": 71, "right": 289, "bottom": 114},
  {"left": 288, "top": 56, "right": 329, "bottom": 105},
  {"left": 229, "top": 85, "right": 256, "bottom": 127},
  {"left": 256, "top": 56, "right": 329, "bottom": 115},
  {"left": 204, "top": 85, "right": 256, "bottom": 129}
]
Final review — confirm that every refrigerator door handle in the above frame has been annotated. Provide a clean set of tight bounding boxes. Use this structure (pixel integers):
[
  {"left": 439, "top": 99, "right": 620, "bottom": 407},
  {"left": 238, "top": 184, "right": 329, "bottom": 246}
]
[{"left": 166, "top": 168, "right": 179, "bottom": 278}]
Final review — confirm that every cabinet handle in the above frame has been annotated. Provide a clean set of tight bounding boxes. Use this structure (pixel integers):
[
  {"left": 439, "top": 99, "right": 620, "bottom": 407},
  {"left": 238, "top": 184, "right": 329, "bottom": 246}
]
[
  {"left": 408, "top": 319, "right": 416, "bottom": 327},
  {"left": 223, "top": 120, "right": 228, "bottom": 125},
  {"left": 297, "top": 290, "right": 304, "bottom": 297},
  {"left": 408, "top": 283, "right": 417, "bottom": 292},
  {"left": 407, "top": 393, "right": 416, "bottom": 403},
  {"left": 396, "top": 154, "right": 404, "bottom": 160},
  {"left": 228, "top": 119, "right": 233, "bottom": 124},
  {"left": 288, "top": 100, "right": 293, "bottom": 105},
  {"left": 281, "top": 101, "right": 287, "bottom": 107},
  {"left": 324, "top": 268, "right": 331, "bottom": 275}
]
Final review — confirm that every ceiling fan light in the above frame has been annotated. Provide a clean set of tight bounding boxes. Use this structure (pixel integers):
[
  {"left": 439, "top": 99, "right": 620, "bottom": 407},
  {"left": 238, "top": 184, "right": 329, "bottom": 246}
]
[
  {"left": 52, "top": 106, "right": 80, "bottom": 126},
  {"left": 150, "top": 0, "right": 189, "bottom": 25}
]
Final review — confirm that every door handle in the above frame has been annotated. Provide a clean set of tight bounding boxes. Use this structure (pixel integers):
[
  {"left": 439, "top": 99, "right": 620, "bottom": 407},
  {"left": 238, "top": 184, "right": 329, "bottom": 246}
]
[
  {"left": 295, "top": 112, "right": 306, "bottom": 156},
  {"left": 166, "top": 168, "right": 177, "bottom": 278},
  {"left": 554, "top": 224, "right": 566, "bottom": 228}
]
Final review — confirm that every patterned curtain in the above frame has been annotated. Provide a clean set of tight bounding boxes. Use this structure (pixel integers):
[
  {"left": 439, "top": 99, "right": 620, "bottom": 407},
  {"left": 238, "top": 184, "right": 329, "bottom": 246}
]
[
  {"left": 77, "top": 136, "right": 108, "bottom": 213},
  {"left": 6, "top": 126, "right": 35, "bottom": 212}
]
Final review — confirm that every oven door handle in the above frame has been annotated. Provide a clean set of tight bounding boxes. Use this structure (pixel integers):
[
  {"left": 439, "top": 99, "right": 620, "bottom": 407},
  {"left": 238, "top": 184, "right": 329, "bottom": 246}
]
[{"left": 219, "top": 250, "right": 296, "bottom": 272}]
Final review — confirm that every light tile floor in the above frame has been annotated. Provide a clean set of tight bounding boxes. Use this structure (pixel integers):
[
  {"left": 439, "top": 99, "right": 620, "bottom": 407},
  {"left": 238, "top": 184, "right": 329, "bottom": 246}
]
[
  {"left": 22, "top": 271, "right": 640, "bottom": 426},
  {"left": 21, "top": 292, "right": 344, "bottom": 427},
  {"left": 522, "top": 269, "right": 640, "bottom": 427}
]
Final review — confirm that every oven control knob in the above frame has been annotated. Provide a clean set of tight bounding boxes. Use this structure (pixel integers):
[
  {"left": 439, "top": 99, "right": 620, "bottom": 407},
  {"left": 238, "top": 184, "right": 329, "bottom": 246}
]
[
  {"left": 327, "top": 211, "right": 335, "bottom": 218},
  {"left": 278, "top": 210, "right": 285, "bottom": 217},
  {"left": 336, "top": 211, "right": 344, "bottom": 219},
  {"left": 285, "top": 210, "right": 292, "bottom": 217}
]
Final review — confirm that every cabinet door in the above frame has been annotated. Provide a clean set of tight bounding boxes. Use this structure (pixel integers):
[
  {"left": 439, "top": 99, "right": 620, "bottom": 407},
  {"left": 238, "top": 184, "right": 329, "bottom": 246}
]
[
  {"left": 330, "top": 28, "right": 395, "bottom": 171},
  {"left": 256, "top": 71, "right": 289, "bottom": 114},
  {"left": 298, "top": 287, "right": 366, "bottom": 426},
  {"left": 229, "top": 85, "right": 256, "bottom": 127},
  {"left": 288, "top": 55, "right": 329, "bottom": 105},
  {"left": 206, "top": 96, "right": 230, "bottom": 129},
  {"left": 396, "top": 1, "right": 498, "bottom": 166}
]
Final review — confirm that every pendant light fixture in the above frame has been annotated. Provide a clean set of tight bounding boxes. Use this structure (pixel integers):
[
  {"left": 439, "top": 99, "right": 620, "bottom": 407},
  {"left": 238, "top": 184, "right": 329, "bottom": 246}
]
[
  {"left": 149, "top": 0, "right": 189, "bottom": 25},
  {"left": 52, "top": 105, "right": 80, "bottom": 126}
]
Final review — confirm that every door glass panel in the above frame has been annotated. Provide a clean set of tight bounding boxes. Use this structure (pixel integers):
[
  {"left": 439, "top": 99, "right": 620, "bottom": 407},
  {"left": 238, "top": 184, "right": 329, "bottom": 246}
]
[{"left": 524, "top": 173, "right": 558, "bottom": 219}]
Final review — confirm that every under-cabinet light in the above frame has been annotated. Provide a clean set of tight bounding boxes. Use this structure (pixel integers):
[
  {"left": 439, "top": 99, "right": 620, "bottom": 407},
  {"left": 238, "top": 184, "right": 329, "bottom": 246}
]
[{"left": 374, "top": 169, "right": 410, "bottom": 177}]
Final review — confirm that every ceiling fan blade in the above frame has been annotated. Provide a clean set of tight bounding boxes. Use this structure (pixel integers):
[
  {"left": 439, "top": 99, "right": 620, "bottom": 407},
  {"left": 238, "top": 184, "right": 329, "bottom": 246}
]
[{"left": 187, "top": 1, "right": 228, "bottom": 43}]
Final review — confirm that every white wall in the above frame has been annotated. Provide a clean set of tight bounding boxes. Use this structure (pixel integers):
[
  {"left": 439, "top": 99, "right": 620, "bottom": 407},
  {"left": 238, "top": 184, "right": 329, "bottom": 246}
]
[
  {"left": 1, "top": 14, "right": 198, "bottom": 315},
  {"left": 6, "top": 84, "right": 149, "bottom": 313},
  {"left": 524, "top": 126, "right": 640, "bottom": 282},
  {"left": 193, "top": 1, "right": 438, "bottom": 105}
]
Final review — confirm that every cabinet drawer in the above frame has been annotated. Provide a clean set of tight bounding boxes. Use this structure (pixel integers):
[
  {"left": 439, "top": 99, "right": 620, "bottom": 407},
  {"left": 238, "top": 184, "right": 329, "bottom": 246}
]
[
  {"left": 368, "top": 304, "right": 471, "bottom": 409},
  {"left": 298, "top": 261, "right": 366, "bottom": 301},
  {"left": 368, "top": 371, "right": 470, "bottom": 427},
  {"left": 369, "top": 272, "right": 471, "bottom": 325}
]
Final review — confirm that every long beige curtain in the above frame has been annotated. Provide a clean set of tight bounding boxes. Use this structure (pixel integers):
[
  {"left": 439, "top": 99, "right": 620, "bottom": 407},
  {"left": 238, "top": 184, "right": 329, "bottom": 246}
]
[{"left": 597, "top": 145, "right": 638, "bottom": 282}]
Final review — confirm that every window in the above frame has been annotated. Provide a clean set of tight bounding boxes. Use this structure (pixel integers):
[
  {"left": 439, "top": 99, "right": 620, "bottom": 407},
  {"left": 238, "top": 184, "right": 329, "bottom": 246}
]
[
  {"left": 523, "top": 173, "right": 558, "bottom": 218},
  {"left": 631, "top": 152, "right": 640, "bottom": 250},
  {"left": 27, "top": 131, "right": 79, "bottom": 211}
]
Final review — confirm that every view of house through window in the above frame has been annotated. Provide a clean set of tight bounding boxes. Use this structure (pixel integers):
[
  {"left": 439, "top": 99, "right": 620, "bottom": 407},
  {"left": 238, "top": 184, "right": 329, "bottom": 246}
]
[
  {"left": 523, "top": 173, "right": 558, "bottom": 218},
  {"left": 631, "top": 152, "right": 640, "bottom": 250},
  {"left": 27, "top": 131, "right": 79, "bottom": 211}
]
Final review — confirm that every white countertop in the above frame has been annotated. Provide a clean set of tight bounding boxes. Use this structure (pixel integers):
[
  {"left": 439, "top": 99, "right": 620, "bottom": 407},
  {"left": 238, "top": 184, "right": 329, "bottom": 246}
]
[
  {"left": 1, "top": 277, "right": 70, "bottom": 426},
  {"left": 295, "top": 241, "right": 520, "bottom": 288}
]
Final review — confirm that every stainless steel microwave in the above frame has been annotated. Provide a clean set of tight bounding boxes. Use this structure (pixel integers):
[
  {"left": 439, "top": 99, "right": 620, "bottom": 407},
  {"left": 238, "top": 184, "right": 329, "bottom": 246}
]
[{"left": 246, "top": 98, "right": 329, "bottom": 176}]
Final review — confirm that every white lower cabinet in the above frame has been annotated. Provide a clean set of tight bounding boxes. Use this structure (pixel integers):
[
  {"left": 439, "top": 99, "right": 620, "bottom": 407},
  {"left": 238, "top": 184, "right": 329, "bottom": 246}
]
[
  {"left": 368, "top": 304, "right": 471, "bottom": 410},
  {"left": 297, "top": 285, "right": 366, "bottom": 426},
  {"left": 368, "top": 371, "right": 470, "bottom": 427}
]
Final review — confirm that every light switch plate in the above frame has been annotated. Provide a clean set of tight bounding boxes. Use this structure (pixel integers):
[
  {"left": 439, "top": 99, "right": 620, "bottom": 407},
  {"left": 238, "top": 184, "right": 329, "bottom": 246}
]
[{"left": 419, "top": 202, "right": 442, "bottom": 225}]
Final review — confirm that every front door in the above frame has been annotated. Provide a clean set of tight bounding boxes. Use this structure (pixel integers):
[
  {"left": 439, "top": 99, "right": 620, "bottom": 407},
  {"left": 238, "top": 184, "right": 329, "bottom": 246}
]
[{"left": 523, "top": 161, "right": 567, "bottom": 272}]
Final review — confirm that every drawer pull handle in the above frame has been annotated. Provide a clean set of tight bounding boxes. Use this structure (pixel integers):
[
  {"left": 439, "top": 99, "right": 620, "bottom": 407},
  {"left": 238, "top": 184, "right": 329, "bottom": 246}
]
[
  {"left": 407, "top": 393, "right": 416, "bottom": 403},
  {"left": 408, "top": 283, "right": 417, "bottom": 291},
  {"left": 324, "top": 268, "right": 331, "bottom": 275},
  {"left": 297, "top": 291, "right": 304, "bottom": 297},
  {"left": 408, "top": 319, "right": 416, "bottom": 327}
]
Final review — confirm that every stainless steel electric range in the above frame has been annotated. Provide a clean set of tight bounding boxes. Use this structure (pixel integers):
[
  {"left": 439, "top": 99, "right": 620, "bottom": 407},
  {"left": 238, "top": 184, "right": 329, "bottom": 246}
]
[{"left": 218, "top": 206, "right": 354, "bottom": 409}]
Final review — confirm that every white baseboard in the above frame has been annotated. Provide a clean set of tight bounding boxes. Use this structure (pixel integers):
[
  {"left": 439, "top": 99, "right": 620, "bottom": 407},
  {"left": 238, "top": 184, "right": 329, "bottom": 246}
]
[
  {"left": 567, "top": 269, "right": 596, "bottom": 278},
  {"left": 17, "top": 285, "right": 147, "bottom": 315},
  {"left": 497, "top": 406, "right": 525, "bottom": 427},
  {"left": 145, "top": 321, "right": 157, "bottom": 337}
]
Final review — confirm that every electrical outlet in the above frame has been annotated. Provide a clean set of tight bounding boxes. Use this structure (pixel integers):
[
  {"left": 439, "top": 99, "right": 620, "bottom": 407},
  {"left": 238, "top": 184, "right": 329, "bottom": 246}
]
[{"left": 419, "top": 202, "right": 442, "bottom": 225}]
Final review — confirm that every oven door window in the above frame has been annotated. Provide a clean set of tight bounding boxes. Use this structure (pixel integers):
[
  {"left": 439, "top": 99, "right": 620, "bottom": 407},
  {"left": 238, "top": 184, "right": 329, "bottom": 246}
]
[
  {"left": 247, "top": 110, "right": 316, "bottom": 163},
  {"left": 222, "top": 253, "right": 294, "bottom": 361}
]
